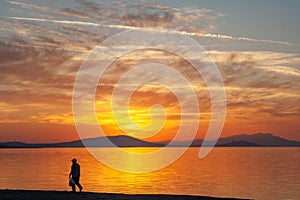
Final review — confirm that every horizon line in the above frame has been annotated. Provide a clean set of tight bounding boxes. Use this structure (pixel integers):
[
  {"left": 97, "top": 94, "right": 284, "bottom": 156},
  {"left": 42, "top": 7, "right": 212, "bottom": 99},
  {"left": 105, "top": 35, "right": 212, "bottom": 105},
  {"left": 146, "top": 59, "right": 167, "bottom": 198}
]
[{"left": 1, "top": 132, "right": 299, "bottom": 144}]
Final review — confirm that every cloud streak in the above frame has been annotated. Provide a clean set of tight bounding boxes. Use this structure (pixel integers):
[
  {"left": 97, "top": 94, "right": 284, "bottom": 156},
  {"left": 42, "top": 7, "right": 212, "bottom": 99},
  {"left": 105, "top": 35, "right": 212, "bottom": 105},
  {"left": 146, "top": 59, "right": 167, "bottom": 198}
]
[{"left": 5, "top": 16, "right": 297, "bottom": 46}]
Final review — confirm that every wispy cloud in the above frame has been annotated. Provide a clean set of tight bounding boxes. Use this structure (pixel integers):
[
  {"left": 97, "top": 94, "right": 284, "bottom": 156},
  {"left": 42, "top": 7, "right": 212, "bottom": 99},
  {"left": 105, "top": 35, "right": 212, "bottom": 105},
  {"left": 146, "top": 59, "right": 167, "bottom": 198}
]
[
  {"left": 4, "top": 16, "right": 297, "bottom": 47},
  {"left": 208, "top": 50, "right": 300, "bottom": 119}
]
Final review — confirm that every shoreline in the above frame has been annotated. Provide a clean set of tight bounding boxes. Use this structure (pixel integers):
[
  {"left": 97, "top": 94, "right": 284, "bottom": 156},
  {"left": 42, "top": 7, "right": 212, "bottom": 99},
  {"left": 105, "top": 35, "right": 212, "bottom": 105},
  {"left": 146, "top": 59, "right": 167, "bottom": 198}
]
[{"left": 0, "top": 189, "right": 249, "bottom": 200}]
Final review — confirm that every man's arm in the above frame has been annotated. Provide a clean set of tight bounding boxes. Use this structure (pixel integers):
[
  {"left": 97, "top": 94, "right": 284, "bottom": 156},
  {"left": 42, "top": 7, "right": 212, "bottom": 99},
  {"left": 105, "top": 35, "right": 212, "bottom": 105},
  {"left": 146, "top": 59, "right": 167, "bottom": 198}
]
[{"left": 69, "top": 166, "right": 73, "bottom": 178}]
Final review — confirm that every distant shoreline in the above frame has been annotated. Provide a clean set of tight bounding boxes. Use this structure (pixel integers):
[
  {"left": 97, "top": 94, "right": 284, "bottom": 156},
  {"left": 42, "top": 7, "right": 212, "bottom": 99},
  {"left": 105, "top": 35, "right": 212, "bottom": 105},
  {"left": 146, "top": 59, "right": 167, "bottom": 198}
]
[
  {"left": 1, "top": 133, "right": 299, "bottom": 148},
  {"left": 0, "top": 189, "right": 249, "bottom": 200}
]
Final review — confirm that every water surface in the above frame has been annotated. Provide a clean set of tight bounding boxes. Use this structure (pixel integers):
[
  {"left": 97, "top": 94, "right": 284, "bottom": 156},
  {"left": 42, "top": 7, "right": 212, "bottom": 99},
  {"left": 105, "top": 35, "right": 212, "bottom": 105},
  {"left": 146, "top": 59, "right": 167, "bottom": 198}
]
[{"left": 0, "top": 147, "right": 299, "bottom": 200}]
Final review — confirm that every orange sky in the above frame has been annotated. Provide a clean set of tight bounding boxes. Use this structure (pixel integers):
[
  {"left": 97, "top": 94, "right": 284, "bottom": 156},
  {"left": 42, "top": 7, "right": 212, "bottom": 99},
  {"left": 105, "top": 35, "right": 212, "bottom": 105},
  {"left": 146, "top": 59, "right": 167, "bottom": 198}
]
[
  {"left": 0, "top": 1, "right": 299, "bottom": 143},
  {"left": 0, "top": 49, "right": 299, "bottom": 143}
]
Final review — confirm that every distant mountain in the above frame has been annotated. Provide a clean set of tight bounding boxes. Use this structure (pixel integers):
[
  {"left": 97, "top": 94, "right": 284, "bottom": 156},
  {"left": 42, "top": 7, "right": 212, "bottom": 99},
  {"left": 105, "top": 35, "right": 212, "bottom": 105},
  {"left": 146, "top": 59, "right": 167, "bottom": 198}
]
[
  {"left": 49, "top": 135, "right": 162, "bottom": 148},
  {"left": 0, "top": 133, "right": 299, "bottom": 148},
  {"left": 156, "top": 139, "right": 204, "bottom": 147},
  {"left": 0, "top": 135, "right": 162, "bottom": 148},
  {"left": 217, "top": 140, "right": 261, "bottom": 147},
  {"left": 0, "top": 144, "right": 9, "bottom": 148},
  {"left": 216, "top": 133, "right": 300, "bottom": 146},
  {"left": 157, "top": 133, "right": 300, "bottom": 147},
  {"left": 0, "top": 142, "right": 42, "bottom": 148}
]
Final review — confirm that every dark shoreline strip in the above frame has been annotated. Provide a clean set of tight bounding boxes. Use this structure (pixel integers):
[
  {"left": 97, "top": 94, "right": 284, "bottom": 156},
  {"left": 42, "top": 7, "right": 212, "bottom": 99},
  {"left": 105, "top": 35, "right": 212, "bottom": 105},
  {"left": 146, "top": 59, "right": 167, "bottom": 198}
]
[{"left": 0, "top": 189, "right": 249, "bottom": 200}]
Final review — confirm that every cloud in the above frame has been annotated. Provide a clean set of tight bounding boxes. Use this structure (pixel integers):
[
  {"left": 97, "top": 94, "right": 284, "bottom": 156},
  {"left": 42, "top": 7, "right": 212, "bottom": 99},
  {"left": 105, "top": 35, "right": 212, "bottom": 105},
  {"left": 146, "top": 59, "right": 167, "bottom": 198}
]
[
  {"left": 198, "top": 33, "right": 296, "bottom": 46},
  {"left": 6, "top": 0, "right": 219, "bottom": 34},
  {"left": 207, "top": 51, "right": 300, "bottom": 119},
  {"left": 210, "top": 50, "right": 300, "bottom": 79},
  {"left": 6, "top": 0, "right": 296, "bottom": 47},
  {"left": 0, "top": 40, "right": 78, "bottom": 124},
  {"left": 0, "top": 0, "right": 299, "bottom": 138},
  {"left": 4, "top": 16, "right": 296, "bottom": 47},
  {"left": 258, "top": 66, "right": 300, "bottom": 77},
  {"left": 73, "top": 0, "right": 221, "bottom": 33}
]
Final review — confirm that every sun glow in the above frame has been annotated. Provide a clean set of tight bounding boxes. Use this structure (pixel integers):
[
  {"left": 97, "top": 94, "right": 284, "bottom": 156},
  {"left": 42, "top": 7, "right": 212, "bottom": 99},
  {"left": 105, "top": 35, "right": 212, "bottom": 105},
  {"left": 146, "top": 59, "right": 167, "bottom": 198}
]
[{"left": 95, "top": 80, "right": 195, "bottom": 141}]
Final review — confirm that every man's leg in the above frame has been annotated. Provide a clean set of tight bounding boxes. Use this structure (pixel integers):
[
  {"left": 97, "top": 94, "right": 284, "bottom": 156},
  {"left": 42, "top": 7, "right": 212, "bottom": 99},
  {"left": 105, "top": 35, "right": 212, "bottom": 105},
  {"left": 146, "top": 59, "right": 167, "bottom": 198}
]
[
  {"left": 71, "top": 184, "right": 76, "bottom": 192},
  {"left": 73, "top": 177, "right": 83, "bottom": 192}
]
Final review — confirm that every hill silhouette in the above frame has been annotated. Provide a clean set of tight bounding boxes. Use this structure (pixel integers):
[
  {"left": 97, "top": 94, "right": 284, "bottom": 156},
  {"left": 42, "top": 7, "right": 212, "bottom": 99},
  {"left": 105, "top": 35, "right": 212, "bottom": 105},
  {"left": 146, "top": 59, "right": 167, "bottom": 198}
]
[
  {"left": 0, "top": 133, "right": 299, "bottom": 148},
  {"left": 162, "top": 133, "right": 300, "bottom": 147},
  {"left": 216, "top": 140, "right": 261, "bottom": 147},
  {"left": 52, "top": 135, "right": 162, "bottom": 147},
  {"left": 216, "top": 133, "right": 300, "bottom": 146}
]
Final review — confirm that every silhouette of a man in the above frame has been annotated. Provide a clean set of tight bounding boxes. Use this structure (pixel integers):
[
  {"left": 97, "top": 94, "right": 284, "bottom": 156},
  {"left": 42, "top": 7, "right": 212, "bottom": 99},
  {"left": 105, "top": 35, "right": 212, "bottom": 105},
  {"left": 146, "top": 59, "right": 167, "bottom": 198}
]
[{"left": 69, "top": 158, "right": 83, "bottom": 192}]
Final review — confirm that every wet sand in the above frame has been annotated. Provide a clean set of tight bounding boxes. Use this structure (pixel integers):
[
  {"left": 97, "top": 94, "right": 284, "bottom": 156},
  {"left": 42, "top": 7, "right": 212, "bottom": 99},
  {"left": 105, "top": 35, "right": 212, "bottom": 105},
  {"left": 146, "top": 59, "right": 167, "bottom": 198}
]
[{"left": 0, "top": 189, "right": 248, "bottom": 200}]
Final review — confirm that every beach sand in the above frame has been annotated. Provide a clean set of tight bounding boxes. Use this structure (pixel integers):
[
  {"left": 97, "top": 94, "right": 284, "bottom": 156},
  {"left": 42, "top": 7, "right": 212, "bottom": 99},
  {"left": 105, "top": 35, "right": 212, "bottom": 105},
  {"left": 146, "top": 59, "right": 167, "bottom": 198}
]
[{"left": 0, "top": 189, "right": 248, "bottom": 200}]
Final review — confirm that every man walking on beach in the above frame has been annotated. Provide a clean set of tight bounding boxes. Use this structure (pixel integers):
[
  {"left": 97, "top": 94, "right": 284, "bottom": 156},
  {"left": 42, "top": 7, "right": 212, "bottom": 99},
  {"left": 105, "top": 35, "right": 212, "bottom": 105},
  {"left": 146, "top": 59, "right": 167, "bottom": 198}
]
[{"left": 69, "top": 158, "right": 83, "bottom": 192}]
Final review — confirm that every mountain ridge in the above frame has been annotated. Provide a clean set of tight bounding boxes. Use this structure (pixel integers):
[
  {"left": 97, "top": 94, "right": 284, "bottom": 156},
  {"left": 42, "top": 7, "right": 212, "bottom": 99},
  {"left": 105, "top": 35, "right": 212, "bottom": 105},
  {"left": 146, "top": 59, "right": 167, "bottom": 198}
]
[{"left": 0, "top": 133, "right": 299, "bottom": 148}]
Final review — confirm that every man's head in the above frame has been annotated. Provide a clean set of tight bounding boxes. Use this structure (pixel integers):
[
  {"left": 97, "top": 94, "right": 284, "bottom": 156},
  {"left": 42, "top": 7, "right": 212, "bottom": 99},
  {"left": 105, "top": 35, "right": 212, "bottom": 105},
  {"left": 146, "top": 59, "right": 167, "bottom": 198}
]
[{"left": 72, "top": 158, "right": 77, "bottom": 163}]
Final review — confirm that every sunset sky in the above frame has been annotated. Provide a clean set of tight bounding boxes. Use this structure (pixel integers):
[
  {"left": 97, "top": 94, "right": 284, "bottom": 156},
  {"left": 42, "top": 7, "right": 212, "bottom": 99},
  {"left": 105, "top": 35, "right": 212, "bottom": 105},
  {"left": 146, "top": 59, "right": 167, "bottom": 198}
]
[{"left": 0, "top": 0, "right": 299, "bottom": 143}]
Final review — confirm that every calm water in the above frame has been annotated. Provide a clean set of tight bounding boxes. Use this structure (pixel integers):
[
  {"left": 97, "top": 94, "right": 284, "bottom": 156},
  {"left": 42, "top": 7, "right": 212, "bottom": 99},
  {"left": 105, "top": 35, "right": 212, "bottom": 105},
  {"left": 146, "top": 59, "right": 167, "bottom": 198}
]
[{"left": 0, "top": 147, "right": 299, "bottom": 200}]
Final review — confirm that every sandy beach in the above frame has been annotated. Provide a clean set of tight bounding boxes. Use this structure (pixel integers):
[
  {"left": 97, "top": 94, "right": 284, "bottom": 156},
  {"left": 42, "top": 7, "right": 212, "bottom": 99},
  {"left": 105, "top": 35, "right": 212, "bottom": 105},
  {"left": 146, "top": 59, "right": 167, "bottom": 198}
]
[{"left": 0, "top": 190, "right": 248, "bottom": 200}]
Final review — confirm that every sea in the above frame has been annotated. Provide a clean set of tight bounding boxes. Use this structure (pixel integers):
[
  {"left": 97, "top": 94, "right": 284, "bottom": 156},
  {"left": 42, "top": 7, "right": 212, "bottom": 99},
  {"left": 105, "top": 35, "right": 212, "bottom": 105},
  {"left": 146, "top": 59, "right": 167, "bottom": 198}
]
[{"left": 0, "top": 147, "right": 299, "bottom": 200}]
